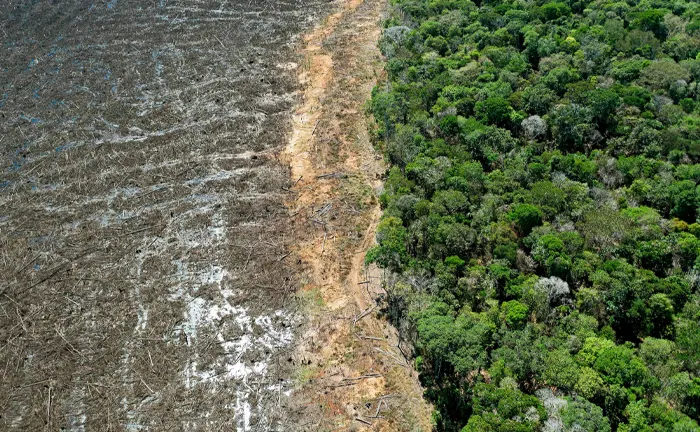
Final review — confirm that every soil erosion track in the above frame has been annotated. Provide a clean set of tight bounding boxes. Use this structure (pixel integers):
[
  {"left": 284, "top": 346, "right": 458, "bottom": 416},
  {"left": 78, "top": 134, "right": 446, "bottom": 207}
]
[
  {"left": 284, "top": 0, "right": 433, "bottom": 430},
  {"left": 0, "top": 1, "right": 328, "bottom": 430}
]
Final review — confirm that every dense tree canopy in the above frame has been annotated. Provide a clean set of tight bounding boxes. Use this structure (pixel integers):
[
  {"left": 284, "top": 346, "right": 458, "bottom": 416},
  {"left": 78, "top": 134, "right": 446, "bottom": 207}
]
[{"left": 369, "top": 0, "right": 700, "bottom": 430}]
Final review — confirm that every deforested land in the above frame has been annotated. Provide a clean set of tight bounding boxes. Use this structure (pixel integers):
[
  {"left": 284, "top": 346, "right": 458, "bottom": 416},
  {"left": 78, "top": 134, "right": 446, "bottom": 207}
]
[{"left": 0, "top": 1, "right": 329, "bottom": 430}]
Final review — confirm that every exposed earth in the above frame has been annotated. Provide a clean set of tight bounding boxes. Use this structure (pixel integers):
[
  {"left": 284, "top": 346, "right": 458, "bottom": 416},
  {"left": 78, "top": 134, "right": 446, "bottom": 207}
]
[
  {"left": 283, "top": 0, "right": 432, "bottom": 429},
  {"left": 0, "top": 0, "right": 429, "bottom": 430}
]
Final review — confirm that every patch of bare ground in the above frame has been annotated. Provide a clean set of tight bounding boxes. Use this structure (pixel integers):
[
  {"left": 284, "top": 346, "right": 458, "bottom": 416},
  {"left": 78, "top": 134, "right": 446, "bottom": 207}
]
[{"left": 283, "top": 0, "right": 433, "bottom": 430}]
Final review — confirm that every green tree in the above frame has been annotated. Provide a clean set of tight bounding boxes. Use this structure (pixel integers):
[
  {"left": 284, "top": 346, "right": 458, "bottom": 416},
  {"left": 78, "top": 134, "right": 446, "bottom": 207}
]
[
  {"left": 646, "top": 293, "right": 675, "bottom": 338},
  {"left": 462, "top": 382, "right": 545, "bottom": 432},
  {"left": 575, "top": 366, "right": 607, "bottom": 400},
  {"left": 366, "top": 217, "right": 407, "bottom": 271},
  {"left": 531, "top": 234, "right": 572, "bottom": 278},
  {"left": 593, "top": 345, "right": 654, "bottom": 393},
  {"left": 500, "top": 300, "right": 529, "bottom": 328},
  {"left": 523, "top": 84, "right": 556, "bottom": 115},
  {"left": 631, "top": 9, "right": 668, "bottom": 40},
  {"left": 550, "top": 104, "right": 595, "bottom": 151},
  {"left": 543, "top": 349, "right": 580, "bottom": 391},
  {"left": 541, "top": 2, "right": 571, "bottom": 21},
  {"left": 370, "top": 0, "right": 700, "bottom": 429},
  {"left": 507, "top": 204, "right": 543, "bottom": 236},
  {"left": 639, "top": 59, "right": 691, "bottom": 91},
  {"left": 638, "top": 338, "right": 681, "bottom": 380},
  {"left": 560, "top": 398, "right": 612, "bottom": 432},
  {"left": 475, "top": 97, "right": 512, "bottom": 127}
]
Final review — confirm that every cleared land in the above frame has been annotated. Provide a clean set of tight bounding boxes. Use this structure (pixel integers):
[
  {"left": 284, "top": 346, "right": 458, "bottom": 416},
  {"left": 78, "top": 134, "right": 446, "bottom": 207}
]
[
  {"left": 283, "top": 0, "right": 433, "bottom": 430},
  {"left": 0, "top": 1, "right": 328, "bottom": 430}
]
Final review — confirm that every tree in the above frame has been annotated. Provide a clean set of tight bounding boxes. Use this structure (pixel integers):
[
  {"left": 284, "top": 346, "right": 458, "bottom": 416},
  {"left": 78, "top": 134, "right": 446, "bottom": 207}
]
[
  {"left": 532, "top": 234, "right": 573, "bottom": 278},
  {"left": 542, "top": 68, "right": 581, "bottom": 96},
  {"left": 638, "top": 338, "right": 681, "bottom": 380},
  {"left": 462, "top": 382, "right": 546, "bottom": 432},
  {"left": 639, "top": 59, "right": 691, "bottom": 91},
  {"left": 579, "top": 209, "right": 632, "bottom": 257},
  {"left": 575, "top": 367, "right": 607, "bottom": 400},
  {"left": 593, "top": 345, "right": 654, "bottom": 392},
  {"left": 527, "top": 181, "right": 567, "bottom": 218},
  {"left": 433, "top": 189, "right": 470, "bottom": 215},
  {"left": 550, "top": 104, "right": 595, "bottom": 151},
  {"left": 664, "top": 372, "right": 700, "bottom": 421},
  {"left": 370, "top": 0, "right": 700, "bottom": 429},
  {"left": 500, "top": 300, "right": 529, "bottom": 328},
  {"left": 676, "top": 298, "right": 700, "bottom": 374},
  {"left": 635, "top": 240, "right": 673, "bottom": 276},
  {"left": 646, "top": 293, "right": 675, "bottom": 338},
  {"left": 560, "top": 398, "right": 612, "bottom": 432},
  {"left": 366, "top": 217, "right": 407, "bottom": 271},
  {"left": 508, "top": 204, "right": 543, "bottom": 236},
  {"left": 523, "top": 84, "right": 556, "bottom": 115},
  {"left": 611, "top": 58, "right": 651, "bottom": 83},
  {"left": 543, "top": 349, "right": 580, "bottom": 391},
  {"left": 631, "top": 9, "right": 668, "bottom": 40},
  {"left": 475, "top": 97, "right": 512, "bottom": 127},
  {"left": 669, "top": 180, "right": 697, "bottom": 221},
  {"left": 521, "top": 115, "right": 547, "bottom": 140},
  {"left": 541, "top": 2, "right": 571, "bottom": 21},
  {"left": 584, "top": 88, "right": 621, "bottom": 132},
  {"left": 387, "top": 124, "right": 424, "bottom": 168}
]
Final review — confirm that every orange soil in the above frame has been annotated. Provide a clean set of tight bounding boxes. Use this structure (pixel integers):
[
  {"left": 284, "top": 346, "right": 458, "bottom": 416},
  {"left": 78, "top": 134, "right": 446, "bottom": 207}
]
[{"left": 283, "top": 0, "right": 433, "bottom": 430}]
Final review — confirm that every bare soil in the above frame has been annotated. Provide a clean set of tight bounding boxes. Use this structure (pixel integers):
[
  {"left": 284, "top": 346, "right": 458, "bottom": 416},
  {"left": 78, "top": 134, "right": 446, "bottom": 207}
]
[{"left": 282, "top": 0, "right": 433, "bottom": 430}]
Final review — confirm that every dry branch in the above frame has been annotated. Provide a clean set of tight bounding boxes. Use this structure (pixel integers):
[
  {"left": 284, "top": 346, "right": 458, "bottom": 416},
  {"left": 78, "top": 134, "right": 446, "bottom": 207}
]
[
  {"left": 357, "top": 334, "right": 383, "bottom": 341},
  {"left": 342, "top": 373, "right": 381, "bottom": 381},
  {"left": 315, "top": 172, "right": 346, "bottom": 179},
  {"left": 353, "top": 305, "right": 376, "bottom": 326},
  {"left": 355, "top": 417, "right": 372, "bottom": 426}
]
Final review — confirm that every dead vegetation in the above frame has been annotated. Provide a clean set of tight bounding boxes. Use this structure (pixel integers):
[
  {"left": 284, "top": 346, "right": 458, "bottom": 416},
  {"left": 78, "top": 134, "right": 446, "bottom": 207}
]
[{"left": 0, "top": 0, "right": 330, "bottom": 430}]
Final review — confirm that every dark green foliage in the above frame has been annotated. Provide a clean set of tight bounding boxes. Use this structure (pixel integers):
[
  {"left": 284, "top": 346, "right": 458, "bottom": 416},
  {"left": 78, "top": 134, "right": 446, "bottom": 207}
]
[
  {"left": 461, "top": 383, "right": 546, "bottom": 431},
  {"left": 370, "top": 0, "right": 700, "bottom": 430},
  {"left": 631, "top": 10, "right": 669, "bottom": 41},
  {"left": 475, "top": 97, "right": 512, "bottom": 126},
  {"left": 507, "top": 204, "right": 543, "bottom": 236},
  {"left": 541, "top": 2, "right": 571, "bottom": 22}
]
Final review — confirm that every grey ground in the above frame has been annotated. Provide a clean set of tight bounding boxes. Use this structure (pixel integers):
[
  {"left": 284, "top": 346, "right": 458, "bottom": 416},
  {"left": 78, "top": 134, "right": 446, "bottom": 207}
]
[{"left": 0, "top": 0, "right": 329, "bottom": 430}]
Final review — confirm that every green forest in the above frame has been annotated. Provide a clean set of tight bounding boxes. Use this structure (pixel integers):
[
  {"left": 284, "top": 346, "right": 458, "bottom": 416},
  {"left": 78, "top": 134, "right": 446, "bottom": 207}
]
[{"left": 368, "top": 0, "right": 700, "bottom": 430}]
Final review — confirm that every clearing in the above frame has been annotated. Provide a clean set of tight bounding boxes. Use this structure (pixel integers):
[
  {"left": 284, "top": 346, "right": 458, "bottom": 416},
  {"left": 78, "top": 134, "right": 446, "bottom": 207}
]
[
  {"left": 0, "top": 0, "right": 327, "bottom": 430},
  {"left": 283, "top": 0, "right": 433, "bottom": 430}
]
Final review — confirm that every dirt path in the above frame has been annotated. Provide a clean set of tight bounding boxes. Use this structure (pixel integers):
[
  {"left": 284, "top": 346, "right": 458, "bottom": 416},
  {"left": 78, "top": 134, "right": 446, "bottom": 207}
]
[{"left": 283, "top": 0, "right": 433, "bottom": 430}]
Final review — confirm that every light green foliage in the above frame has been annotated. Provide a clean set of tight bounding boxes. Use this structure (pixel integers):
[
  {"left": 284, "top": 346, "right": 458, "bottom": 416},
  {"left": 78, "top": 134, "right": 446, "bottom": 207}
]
[
  {"left": 593, "top": 345, "right": 654, "bottom": 391},
  {"left": 639, "top": 338, "right": 681, "bottom": 379},
  {"left": 500, "top": 300, "right": 528, "bottom": 328},
  {"left": 543, "top": 349, "right": 580, "bottom": 391},
  {"left": 576, "top": 337, "right": 616, "bottom": 366},
  {"left": 560, "top": 398, "right": 612, "bottom": 432},
  {"left": 575, "top": 367, "right": 606, "bottom": 400}
]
